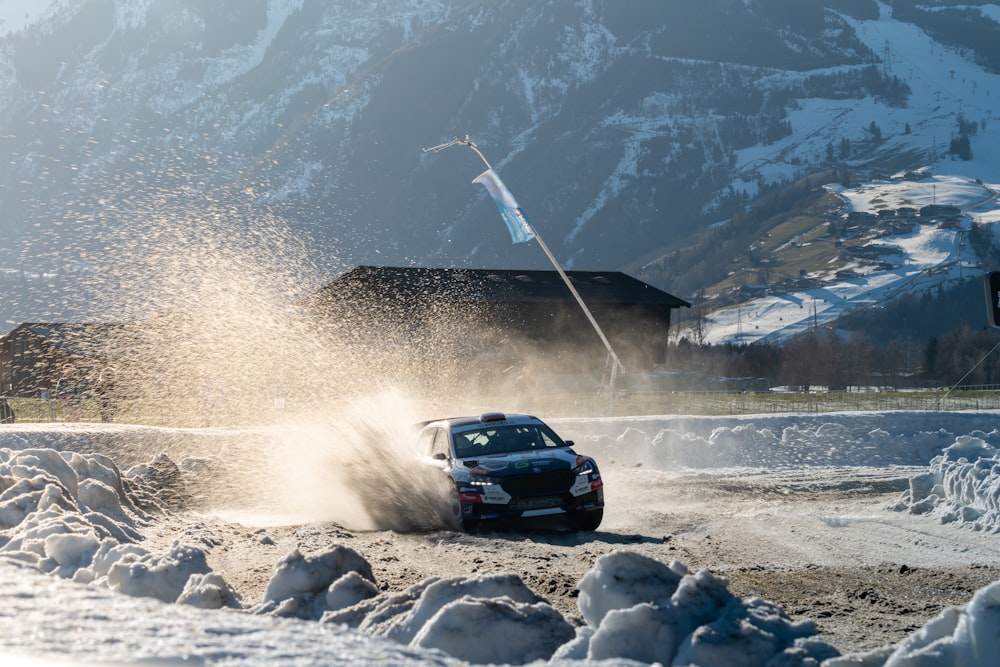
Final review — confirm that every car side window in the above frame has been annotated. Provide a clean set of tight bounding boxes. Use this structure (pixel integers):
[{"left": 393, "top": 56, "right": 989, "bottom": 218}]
[
  {"left": 431, "top": 428, "right": 451, "bottom": 459},
  {"left": 418, "top": 428, "right": 437, "bottom": 456},
  {"left": 538, "top": 426, "right": 565, "bottom": 448}
]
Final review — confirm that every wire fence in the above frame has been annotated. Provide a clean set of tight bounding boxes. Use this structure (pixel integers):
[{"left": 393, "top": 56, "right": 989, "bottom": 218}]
[
  {"left": 4, "top": 387, "right": 1000, "bottom": 427},
  {"left": 0, "top": 396, "right": 285, "bottom": 428},
  {"left": 600, "top": 388, "right": 1000, "bottom": 417},
  {"left": 482, "top": 386, "right": 1000, "bottom": 418}
]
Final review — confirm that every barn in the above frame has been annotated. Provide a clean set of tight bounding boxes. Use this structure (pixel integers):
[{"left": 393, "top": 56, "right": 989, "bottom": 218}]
[
  {"left": 301, "top": 266, "right": 690, "bottom": 376},
  {"left": 0, "top": 322, "right": 124, "bottom": 397}
]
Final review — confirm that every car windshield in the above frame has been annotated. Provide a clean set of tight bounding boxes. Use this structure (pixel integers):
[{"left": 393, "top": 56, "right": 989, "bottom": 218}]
[{"left": 452, "top": 424, "right": 565, "bottom": 459}]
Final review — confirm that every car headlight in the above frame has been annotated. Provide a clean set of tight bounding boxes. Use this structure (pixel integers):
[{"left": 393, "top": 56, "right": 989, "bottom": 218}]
[
  {"left": 573, "top": 460, "right": 595, "bottom": 476},
  {"left": 469, "top": 476, "right": 502, "bottom": 486}
]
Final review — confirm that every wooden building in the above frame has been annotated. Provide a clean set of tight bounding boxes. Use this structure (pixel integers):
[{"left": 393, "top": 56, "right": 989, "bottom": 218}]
[
  {"left": 301, "top": 266, "right": 690, "bottom": 373},
  {"left": 0, "top": 323, "right": 124, "bottom": 397}
]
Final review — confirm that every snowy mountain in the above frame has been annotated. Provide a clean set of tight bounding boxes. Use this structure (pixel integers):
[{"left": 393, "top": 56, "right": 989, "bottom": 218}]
[{"left": 1, "top": 0, "right": 1000, "bottom": 337}]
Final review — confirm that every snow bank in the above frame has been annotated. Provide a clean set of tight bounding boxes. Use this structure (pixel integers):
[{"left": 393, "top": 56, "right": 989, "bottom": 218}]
[
  {"left": 565, "top": 413, "right": 1000, "bottom": 539},
  {"left": 566, "top": 411, "right": 1000, "bottom": 471},
  {"left": 895, "top": 435, "right": 1000, "bottom": 533},
  {"left": 308, "top": 548, "right": 839, "bottom": 665},
  {"left": 0, "top": 444, "right": 241, "bottom": 612}
]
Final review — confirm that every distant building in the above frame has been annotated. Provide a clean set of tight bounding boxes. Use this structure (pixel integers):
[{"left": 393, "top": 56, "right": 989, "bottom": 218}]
[
  {"left": 301, "top": 266, "right": 691, "bottom": 373},
  {"left": 0, "top": 323, "right": 124, "bottom": 397},
  {"left": 919, "top": 204, "right": 961, "bottom": 219},
  {"left": 844, "top": 211, "right": 876, "bottom": 224}
]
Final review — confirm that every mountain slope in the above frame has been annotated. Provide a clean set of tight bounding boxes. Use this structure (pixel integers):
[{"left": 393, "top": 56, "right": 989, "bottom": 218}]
[{"left": 0, "top": 0, "right": 998, "bottom": 337}]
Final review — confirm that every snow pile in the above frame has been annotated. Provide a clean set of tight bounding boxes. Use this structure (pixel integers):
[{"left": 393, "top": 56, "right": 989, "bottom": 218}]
[
  {"left": 0, "top": 446, "right": 240, "bottom": 610},
  {"left": 255, "top": 545, "right": 377, "bottom": 620},
  {"left": 319, "top": 570, "right": 574, "bottom": 664},
  {"left": 557, "top": 551, "right": 838, "bottom": 665},
  {"left": 0, "top": 447, "right": 146, "bottom": 572},
  {"left": 895, "top": 435, "right": 1000, "bottom": 533}
]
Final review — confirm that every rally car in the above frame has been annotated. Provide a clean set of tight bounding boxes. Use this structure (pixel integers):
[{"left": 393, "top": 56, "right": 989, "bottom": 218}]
[{"left": 417, "top": 412, "right": 604, "bottom": 531}]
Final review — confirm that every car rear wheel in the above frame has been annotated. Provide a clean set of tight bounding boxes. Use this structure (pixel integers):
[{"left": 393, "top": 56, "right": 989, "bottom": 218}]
[{"left": 575, "top": 508, "right": 603, "bottom": 532}]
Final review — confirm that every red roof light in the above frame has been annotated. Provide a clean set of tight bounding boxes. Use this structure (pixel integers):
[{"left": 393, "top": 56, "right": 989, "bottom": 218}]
[{"left": 480, "top": 412, "right": 507, "bottom": 423}]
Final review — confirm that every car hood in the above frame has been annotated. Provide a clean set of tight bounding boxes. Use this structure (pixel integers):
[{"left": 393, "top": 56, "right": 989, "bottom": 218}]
[{"left": 455, "top": 448, "right": 585, "bottom": 477}]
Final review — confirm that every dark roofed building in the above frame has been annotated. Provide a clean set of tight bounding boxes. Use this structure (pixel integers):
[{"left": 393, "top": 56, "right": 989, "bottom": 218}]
[
  {"left": 302, "top": 266, "right": 690, "bottom": 373},
  {"left": 919, "top": 204, "right": 962, "bottom": 219},
  {"left": 0, "top": 322, "right": 125, "bottom": 397}
]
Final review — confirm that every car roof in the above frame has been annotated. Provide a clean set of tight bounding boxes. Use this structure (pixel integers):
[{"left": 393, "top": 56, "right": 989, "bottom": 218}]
[{"left": 423, "top": 412, "right": 544, "bottom": 433}]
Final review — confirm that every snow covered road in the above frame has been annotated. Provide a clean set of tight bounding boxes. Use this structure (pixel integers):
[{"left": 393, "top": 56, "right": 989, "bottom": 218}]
[{"left": 3, "top": 409, "right": 1000, "bottom": 665}]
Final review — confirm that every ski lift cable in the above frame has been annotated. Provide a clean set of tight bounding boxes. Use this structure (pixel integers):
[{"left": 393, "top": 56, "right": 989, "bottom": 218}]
[{"left": 942, "top": 338, "right": 1000, "bottom": 400}]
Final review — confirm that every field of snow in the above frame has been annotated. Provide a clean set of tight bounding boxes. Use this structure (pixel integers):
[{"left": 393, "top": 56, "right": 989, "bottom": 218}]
[{"left": 2, "top": 409, "right": 1000, "bottom": 666}]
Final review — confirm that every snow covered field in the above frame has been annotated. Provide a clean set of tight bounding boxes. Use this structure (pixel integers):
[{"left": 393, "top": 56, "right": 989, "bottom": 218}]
[{"left": 2, "top": 408, "right": 1000, "bottom": 666}]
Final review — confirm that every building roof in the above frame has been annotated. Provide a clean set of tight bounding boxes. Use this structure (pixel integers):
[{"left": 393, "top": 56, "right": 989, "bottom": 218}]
[
  {"left": 3, "top": 322, "right": 125, "bottom": 358},
  {"left": 307, "top": 266, "right": 691, "bottom": 308}
]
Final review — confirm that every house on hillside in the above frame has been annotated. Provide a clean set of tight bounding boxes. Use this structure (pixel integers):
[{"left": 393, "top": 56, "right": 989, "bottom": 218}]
[
  {"left": 0, "top": 323, "right": 124, "bottom": 397},
  {"left": 919, "top": 204, "right": 961, "bottom": 219},
  {"left": 844, "top": 211, "right": 876, "bottom": 225},
  {"left": 300, "top": 266, "right": 690, "bottom": 375}
]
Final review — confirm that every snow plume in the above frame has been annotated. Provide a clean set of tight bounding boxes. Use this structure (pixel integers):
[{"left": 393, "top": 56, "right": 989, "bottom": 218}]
[
  {"left": 30, "top": 173, "right": 489, "bottom": 530},
  {"left": 168, "top": 390, "right": 459, "bottom": 532},
  {"left": 316, "top": 390, "right": 460, "bottom": 532}
]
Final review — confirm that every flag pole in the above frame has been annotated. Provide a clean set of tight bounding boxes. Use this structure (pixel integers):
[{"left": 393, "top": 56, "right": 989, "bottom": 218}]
[{"left": 422, "top": 135, "right": 625, "bottom": 383}]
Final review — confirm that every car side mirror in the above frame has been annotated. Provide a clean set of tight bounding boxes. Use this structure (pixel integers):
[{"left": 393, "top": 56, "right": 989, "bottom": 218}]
[
  {"left": 564, "top": 440, "right": 574, "bottom": 447},
  {"left": 432, "top": 452, "right": 447, "bottom": 460}
]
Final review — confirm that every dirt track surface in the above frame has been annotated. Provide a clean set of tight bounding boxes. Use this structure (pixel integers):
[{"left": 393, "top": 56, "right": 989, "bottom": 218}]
[{"left": 144, "top": 464, "right": 1000, "bottom": 656}]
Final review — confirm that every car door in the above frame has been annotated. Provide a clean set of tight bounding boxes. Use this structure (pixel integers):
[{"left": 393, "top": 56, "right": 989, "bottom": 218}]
[{"left": 423, "top": 427, "right": 452, "bottom": 469}]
